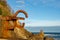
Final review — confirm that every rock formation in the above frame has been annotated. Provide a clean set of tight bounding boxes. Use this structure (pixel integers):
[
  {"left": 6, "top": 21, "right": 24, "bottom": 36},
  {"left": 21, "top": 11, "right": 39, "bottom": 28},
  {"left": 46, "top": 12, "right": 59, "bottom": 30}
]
[
  {"left": 0, "top": 0, "right": 13, "bottom": 38},
  {"left": 0, "top": 10, "right": 28, "bottom": 38}
]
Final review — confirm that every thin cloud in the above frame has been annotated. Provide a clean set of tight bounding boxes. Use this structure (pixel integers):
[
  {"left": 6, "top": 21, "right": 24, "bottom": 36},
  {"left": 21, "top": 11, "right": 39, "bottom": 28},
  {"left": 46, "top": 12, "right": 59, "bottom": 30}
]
[
  {"left": 15, "top": 0, "right": 25, "bottom": 10},
  {"left": 16, "top": 1, "right": 25, "bottom": 4},
  {"left": 25, "top": 20, "right": 60, "bottom": 27}
]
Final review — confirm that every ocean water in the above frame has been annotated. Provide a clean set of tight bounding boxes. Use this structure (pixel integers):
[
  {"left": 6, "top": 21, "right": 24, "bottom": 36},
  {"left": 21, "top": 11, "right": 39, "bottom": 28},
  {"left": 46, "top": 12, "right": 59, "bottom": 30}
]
[
  {"left": 32, "top": 32, "right": 60, "bottom": 40},
  {"left": 25, "top": 26, "right": 60, "bottom": 40}
]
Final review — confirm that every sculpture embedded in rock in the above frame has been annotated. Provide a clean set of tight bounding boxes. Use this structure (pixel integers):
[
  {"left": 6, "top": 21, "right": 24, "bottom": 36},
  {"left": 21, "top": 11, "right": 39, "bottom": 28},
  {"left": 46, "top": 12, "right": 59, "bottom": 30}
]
[
  {"left": 0, "top": 0, "right": 28, "bottom": 38},
  {"left": 1, "top": 10, "right": 28, "bottom": 38}
]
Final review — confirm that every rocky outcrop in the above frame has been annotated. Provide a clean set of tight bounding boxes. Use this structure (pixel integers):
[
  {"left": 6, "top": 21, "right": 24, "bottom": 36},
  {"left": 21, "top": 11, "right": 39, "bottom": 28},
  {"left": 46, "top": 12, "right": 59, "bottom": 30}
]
[
  {"left": 0, "top": 0, "right": 13, "bottom": 38},
  {"left": 14, "top": 27, "right": 54, "bottom": 40},
  {"left": 14, "top": 27, "right": 33, "bottom": 39},
  {"left": 0, "top": 0, "right": 13, "bottom": 16},
  {"left": 44, "top": 36, "right": 54, "bottom": 40},
  {"left": 0, "top": 0, "right": 13, "bottom": 32}
]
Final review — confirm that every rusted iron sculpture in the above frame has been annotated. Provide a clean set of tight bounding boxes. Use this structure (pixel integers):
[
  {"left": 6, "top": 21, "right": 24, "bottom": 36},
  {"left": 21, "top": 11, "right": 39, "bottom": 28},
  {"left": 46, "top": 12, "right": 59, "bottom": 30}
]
[{"left": 1, "top": 10, "right": 28, "bottom": 38}]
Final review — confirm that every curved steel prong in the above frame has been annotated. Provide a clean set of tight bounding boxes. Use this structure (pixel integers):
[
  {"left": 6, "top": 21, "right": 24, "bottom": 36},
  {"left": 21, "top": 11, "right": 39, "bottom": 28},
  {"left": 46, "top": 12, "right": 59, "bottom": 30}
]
[{"left": 13, "top": 10, "right": 28, "bottom": 18}]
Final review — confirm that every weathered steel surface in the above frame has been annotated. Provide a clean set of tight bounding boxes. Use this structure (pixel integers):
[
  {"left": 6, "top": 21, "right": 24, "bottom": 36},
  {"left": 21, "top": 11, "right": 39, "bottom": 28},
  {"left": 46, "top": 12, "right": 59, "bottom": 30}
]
[{"left": 1, "top": 10, "right": 28, "bottom": 38}]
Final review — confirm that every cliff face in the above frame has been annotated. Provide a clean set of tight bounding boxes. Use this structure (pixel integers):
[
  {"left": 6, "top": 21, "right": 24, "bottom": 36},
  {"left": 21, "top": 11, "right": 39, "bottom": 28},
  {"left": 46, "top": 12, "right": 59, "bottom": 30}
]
[
  {"left": 0, "top": 0, "right": 13, "bottom": 26},
  {"left": 0, "top": 0, "right": 13, "bottom": 37},
  {"left": 0, "top": 0, "right": 12, "bottom": 16}
]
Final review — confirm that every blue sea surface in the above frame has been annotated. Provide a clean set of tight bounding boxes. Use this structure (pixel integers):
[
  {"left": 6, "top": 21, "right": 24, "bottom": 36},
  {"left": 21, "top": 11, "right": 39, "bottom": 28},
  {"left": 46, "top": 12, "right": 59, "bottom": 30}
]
[
  {"left": 25, "top": 26, "right": 60, "bottom": 32},
  {"left": 32, "top": 32, "right": 60, "bottom": 40},
  {"left": 25, "top": 26, "right": 60, "bottom": 40},
  {"left": 33, "top": 32, "right": 60, "bottom": 38}
]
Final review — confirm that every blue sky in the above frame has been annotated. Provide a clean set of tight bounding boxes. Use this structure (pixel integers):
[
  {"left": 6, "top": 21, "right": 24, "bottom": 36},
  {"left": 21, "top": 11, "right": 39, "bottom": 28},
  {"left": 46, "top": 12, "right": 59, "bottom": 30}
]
[{"left": 7, "top": 0, "right": 60, "bottom": 27}]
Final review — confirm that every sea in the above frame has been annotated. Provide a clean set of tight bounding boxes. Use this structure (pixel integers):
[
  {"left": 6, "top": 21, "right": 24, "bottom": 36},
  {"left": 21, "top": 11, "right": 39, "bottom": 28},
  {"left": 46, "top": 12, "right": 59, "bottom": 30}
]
[{"left": 25, "top": 26, "right": 60, "bottom": 40}]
